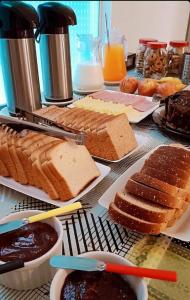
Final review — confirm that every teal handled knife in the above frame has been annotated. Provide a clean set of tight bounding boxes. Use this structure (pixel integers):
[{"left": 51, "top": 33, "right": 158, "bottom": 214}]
[
  {"left": 0, "top": 202, "right": 82, "bottom": 234},
  {"left": 50, "top": 256, "right": 177, "bottom": 282}
]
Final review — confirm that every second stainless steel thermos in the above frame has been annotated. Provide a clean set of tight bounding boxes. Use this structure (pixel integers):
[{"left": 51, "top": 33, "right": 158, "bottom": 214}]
[
  {"left": 37, "top": 2, "right": 77, "bottom": 102},
  {"left": 0, "top": 1, "right": 41, "bottom": 115}
]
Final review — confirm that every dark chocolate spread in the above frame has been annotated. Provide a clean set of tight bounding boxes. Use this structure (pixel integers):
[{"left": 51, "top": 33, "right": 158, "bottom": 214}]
[
  {"left": 61, "top": 270, "right": 137, "bottom": 300},
  {"left": 0, "top": 222, "right": 58, "bottom": 262}
]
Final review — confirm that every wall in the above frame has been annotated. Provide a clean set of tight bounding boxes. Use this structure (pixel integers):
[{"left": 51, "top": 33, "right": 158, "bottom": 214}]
[{"left": 110, "top": 1, "right": 190, "bottom": 52}]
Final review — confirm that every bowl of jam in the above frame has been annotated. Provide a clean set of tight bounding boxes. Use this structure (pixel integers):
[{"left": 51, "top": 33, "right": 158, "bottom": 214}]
[
  {"left": 0, "top": 210, "right": 63, "bottom": 290},
  {"left": 50, "top": 251, "right": 148, "bottom": 300}
]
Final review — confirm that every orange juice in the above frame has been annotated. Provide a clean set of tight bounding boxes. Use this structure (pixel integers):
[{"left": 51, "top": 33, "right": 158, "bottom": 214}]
[{"left": 103, "top": 43, "right": 127, "bottom": 82}]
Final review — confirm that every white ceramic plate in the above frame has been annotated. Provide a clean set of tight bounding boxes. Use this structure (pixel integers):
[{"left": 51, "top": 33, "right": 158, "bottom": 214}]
[
  {"left": 70, "top": 98, "right": 159, "bottom": 124},
  {"left": 74, "top": 87, "right": 104, "bottom": 95},
  {"left": 0, "top": 162, "right": 110, "bottom": 208},
  {"left": 98, "top": 145, "right": 190, "bottom": 241}
]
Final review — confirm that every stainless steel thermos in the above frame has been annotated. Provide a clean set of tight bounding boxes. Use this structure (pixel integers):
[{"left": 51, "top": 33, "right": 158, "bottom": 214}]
[
  {"left": 0, "top": 1, "right": 41, "bottom": 115},
  {"left": 37, "top": 2, "right": 77, "bottom": 102}
]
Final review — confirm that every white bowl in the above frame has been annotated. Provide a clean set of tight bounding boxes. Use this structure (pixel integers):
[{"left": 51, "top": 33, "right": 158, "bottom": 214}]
[
  {"left": 50, "top": 251, "right": 148, "bottom": 300},
  {"left": 0, "top": 210, "right": 63, "bottom": 290}
]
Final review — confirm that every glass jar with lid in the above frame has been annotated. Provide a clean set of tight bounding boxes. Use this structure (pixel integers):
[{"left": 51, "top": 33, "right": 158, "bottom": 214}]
[
  {"left": 167, "top": 40, "right": 189, "bottom": 76},
  {"left": 143, "top": 42, "right": 168, "bottom": 79},
  {"left": 135, "top": 38, "right": 157, "bottom": 74}
]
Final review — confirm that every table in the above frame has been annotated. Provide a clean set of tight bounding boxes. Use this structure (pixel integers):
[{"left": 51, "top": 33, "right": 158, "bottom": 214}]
[{"left": 0, "top": 81, "right": 190, "bottom": 300}]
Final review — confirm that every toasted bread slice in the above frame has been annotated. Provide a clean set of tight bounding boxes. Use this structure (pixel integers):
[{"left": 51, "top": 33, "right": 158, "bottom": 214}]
[
  {"left": 115, "top": 192, "right": 175, "bottom": 223},
  {"left": 126, "top": 179, "right": 184, "bottom": 209}
]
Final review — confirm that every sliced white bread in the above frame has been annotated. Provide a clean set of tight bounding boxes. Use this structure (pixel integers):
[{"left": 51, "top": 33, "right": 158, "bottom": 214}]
[
  {"left": 109, "top": 202, "right": 167, "bottom": 234},
  {"left": 114, "top": 192, "right": 175, "bottom": 223},
  {"left": 31, "top": 141, "right": 62, "bottom": 199},
  {"left": 126, "top": 179, "right": 184, "bottom": 209},
  {"left": 41, "top": 142, "right": 100, "bottom": 201}
]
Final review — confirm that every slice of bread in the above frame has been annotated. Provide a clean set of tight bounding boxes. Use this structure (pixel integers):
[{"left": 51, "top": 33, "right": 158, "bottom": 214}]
[
  {"left": 32, "top": 141, "right": 62, "bottom": 199},
  {"left": 131, "top": 172, "right": 188, "bottom": 201},
  {"left": 109, "top": 202, "right": 167, "bottom": 234},
  {"left": 1, "top": 130, "right": 17, "bottom": 180},
  {"left": 154, "top": 145, "right": 190, "bottom": 163},
  {"left": 126, "top": 179, "right": 184, "bottom": 208},
  {"left": 141, "top": 166, "right": 188, "bottom": 190},
  {"left": 41, "top": 142, "right": 100, "bottom": 200},
  {"left": 114, "top": 192, "right": 175, "bottom": 223}
]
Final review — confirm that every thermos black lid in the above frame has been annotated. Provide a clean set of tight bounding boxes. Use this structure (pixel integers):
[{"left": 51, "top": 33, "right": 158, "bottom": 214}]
[
  {"left": 38, "top": 2, "right": 77, "bottom": 34},
  {"left": 0, "top": 1, "right": 39, "bottom": 38}
]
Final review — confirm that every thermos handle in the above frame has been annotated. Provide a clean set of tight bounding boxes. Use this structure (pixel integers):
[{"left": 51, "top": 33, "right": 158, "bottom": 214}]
[{"left": 34, "top": 23, "right": 45, "bottom": 43}]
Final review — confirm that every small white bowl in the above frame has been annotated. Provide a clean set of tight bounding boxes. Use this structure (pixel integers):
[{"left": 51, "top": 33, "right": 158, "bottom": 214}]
[
  {"left": 0, "top": 210, "right": 63, "bottom": 290},
  {"left": 50, "top": 251, "right": 148, "bottom": 300}
]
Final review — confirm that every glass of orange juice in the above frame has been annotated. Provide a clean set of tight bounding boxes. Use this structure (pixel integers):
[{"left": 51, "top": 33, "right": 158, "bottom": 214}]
[{"left": 103, "top": 31, "right": 127, "bottom": 82}]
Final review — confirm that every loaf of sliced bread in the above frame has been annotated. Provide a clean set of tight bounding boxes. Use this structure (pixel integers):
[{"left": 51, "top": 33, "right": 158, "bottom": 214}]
[{"left": 34, "top": 106, "right": 137, "bottom": 160}]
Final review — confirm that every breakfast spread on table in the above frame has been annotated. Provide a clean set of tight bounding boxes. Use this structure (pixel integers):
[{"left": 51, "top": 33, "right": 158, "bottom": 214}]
[
  {"left": 0, "top": 1, "right": 189, "bottom": 297},
  {"left": 109, "top": 145, "right": 190, "bottom": 234},
  {"left": 34, "top": 106, "right": 137, "bottom": 161}
]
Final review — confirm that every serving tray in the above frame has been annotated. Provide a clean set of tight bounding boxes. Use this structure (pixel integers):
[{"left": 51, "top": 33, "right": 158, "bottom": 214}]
[{"left": 99, "top": 145, "right": 190, "bottom": 241}]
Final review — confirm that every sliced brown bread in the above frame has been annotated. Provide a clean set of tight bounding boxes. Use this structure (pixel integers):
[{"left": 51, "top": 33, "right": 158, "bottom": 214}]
[
  {"left": 154, "top": 145, "right": 190, "bottom": 164},
  {"left": 126, "top": 179, "right": 184, "bottom": 209},
  {"left": 41, "top": 142, "right": 100, "bottom": 200},
  {"left": 109, "top": 202, "right": 167, "bottom": 234},
  {"left": 131, "top": 172, "right": 188, "bottom": 201},
  {"left": 141, "top": 166, "right": 188, "bottom": 190},
  {"left": 114, "top": 192, "right": 175, "bottom": 223}
]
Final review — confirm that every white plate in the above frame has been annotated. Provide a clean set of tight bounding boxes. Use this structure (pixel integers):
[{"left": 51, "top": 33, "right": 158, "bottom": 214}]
[
  {"left": 98, "top": 145, "right": 190, "bottom": 241},
  {"left": 70, "top": 97, "right": 159, "bottom": 124},
  {"left": 74, "top": 87, "right": 104, "bottom": 95},
  {"left": 0, "top": 162, "right": 110, "bottom": 208},
  {"left": 93, "top": 132, "right": 147, "bottom": 163}
]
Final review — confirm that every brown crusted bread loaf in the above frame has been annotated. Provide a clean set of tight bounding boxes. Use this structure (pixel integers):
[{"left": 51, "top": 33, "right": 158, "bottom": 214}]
[
  {"left": 131, "top": 172, "right": 188, "bottom": 201},
  {"left": 115, "top": 192, "right": 175, "bottom": 223},
  {"left": 126, "top": 179, "right": 184, "bottom": 209},
  {"left": 109, "top": 202, "right": 167, "bottom": 234},
  {"left": 34, "top": 107, "right": 137, "bottom": 161},
  {"left": 40, "top": 142, "right": 100, "bottom": 200}
]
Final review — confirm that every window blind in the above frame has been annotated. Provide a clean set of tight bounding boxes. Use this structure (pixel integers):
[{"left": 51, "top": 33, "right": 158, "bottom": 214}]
[{"left": 0, "top": 1, "right": 100, "bottom": 105}]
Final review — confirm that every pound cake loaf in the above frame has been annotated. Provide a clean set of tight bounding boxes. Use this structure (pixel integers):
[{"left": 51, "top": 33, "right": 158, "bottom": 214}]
[
  {"left": 109, "top": 144, "right": 190, "bottom": 234},
  {"left": 34, "top": 106, "right": 137, "bottom": 161},
  {"left": 0, "top": 126, "right": 100, "bottom": 201}
]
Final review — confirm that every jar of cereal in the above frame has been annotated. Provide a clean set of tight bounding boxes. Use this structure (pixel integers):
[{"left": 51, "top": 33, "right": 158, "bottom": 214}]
[
  {"left": 135, "top": 38, "right": 157, "bottom": 74},
  {"left": 143, "top": 42, "right": 168, "bottom": 79},
  {"left": 167, "top": 40, "right": 189, "bottom": 76}
]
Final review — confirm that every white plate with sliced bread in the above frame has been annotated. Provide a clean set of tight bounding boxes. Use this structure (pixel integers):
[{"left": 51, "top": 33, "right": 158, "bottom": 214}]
[
  {"left": 99, "top": 144, "right": 190, "bottom": 241},
  {"left": 0, "top": 162, "right": 110, "bottom": 208}
]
